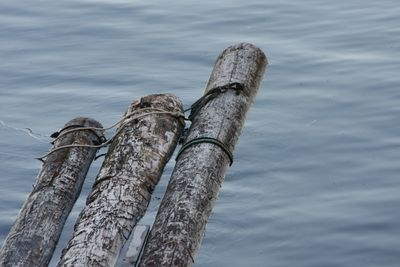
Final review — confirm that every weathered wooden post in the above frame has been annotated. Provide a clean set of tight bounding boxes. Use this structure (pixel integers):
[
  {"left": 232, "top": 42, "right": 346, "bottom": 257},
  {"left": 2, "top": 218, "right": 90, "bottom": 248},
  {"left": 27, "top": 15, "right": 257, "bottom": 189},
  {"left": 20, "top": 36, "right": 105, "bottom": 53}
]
[
  {"left": 57, "top": 94, "right": 184, "bottom": 267},
  {"left": 0, "top": 117, "right": 103, "bottom": 267},
  {"left": 139, "top": 43, "right": 267, "bottom": 266}
]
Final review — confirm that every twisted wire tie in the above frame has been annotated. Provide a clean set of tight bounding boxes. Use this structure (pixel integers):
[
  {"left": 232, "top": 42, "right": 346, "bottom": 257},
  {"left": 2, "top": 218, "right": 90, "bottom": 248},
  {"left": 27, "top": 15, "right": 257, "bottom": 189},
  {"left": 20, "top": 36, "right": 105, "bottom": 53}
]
[
  {"left": 176, "top": 82, "right": 244, "bottom": 166},
  {"left": 176, "top": 137, "right": 233, "bottom": 166},
  {"left": 184, "top": 82, "right": 244, "bottom": 121}
]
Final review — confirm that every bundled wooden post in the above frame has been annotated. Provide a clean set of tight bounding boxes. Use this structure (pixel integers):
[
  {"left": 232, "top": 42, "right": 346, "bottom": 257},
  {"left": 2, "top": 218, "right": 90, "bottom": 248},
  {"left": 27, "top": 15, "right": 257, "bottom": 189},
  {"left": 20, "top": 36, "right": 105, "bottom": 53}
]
[
  {"left": 58, "top": 94, "right": 184, "bottom": 267},
  {"left": 0, "top": 117, "right": 103, "bottom": 267},
  {"left": 139, "top": 43, "right": 267, "bottom": 266}
]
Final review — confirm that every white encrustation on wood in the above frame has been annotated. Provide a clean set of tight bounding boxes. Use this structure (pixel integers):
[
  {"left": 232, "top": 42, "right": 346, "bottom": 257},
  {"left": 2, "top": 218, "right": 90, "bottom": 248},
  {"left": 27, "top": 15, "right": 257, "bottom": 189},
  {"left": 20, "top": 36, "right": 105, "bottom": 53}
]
[
  {"left": 0, "top": 117, "right": 103, "bottom": 267},
  {"left": 139, "top": 43, "right": 268, "bottom": 267},
  {"left": 57, "top": 94, "right": 184, "bottom": 267}
]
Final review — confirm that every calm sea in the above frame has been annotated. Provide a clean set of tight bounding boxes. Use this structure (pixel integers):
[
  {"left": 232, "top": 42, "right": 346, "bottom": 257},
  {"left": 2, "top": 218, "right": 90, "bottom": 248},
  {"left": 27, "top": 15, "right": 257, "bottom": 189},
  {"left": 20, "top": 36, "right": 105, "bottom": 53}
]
[{"left": 1, "top": 0, "right": 400, "bottom": 266}]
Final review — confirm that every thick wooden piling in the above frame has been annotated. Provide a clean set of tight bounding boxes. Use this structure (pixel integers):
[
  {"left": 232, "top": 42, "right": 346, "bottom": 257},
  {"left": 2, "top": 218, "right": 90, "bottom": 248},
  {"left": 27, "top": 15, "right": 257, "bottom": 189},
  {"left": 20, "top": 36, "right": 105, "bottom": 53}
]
[
  {"left": 139, "top": 43, "right": 267, "bottom": 266},
  {"left": 57, "top": 94, "right": 184, "bottom": 267},
  {"left": 0, "top": 117, "right": 103, "bottom": 267}
]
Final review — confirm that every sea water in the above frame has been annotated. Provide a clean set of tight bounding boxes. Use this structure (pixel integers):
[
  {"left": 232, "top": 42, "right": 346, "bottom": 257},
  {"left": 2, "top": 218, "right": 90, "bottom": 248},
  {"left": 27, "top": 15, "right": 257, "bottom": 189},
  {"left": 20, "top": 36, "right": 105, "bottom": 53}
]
[{"left": 1, "top": 0, "right": 400, "bottom": 266}]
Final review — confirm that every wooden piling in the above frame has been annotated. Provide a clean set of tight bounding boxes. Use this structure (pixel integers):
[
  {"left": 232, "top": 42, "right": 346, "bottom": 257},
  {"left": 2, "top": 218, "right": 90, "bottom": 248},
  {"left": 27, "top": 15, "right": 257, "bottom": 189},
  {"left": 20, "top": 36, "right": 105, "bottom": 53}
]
[
  {"left": 139, "top": 43, "right": 268, "bottom": 267},
  {"left": 0, "top": 117, "right": 103, "bottom": 267},
  {"left": 57, "top": 94, "right": 184, "bottom": 267}
]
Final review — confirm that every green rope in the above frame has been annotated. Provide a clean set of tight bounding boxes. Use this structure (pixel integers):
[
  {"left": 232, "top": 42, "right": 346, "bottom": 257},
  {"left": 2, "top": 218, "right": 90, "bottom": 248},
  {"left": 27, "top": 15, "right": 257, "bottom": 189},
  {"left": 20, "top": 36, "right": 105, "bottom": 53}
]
[
  {"left": 185, "top": 82, "right": 244, "bottom": 121},
  {"left": 176, "top": 137, "right": 233, "bottom": 166}
]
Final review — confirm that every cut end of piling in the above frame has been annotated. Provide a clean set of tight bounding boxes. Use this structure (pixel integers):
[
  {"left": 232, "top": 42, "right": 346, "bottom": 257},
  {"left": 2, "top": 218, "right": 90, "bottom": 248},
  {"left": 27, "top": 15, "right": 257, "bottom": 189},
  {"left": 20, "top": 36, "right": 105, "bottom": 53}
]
[
  {"left": 49, "top": 117, "right": 104, "bottom": 145},
  {"left": 127, "top": 93, "right": 184, "bottom": 126},
  {"left": 65, "top": 117, "right": 103, "bottom": 129},
  {"left": 206, "top": 42, "right": 268, "bottom": 98},
  {"left": 132, "top": 93, "right": 183, "bottom": 114},
  {"left": 221, "top": 42, "right": 268, "bottom": 65}
]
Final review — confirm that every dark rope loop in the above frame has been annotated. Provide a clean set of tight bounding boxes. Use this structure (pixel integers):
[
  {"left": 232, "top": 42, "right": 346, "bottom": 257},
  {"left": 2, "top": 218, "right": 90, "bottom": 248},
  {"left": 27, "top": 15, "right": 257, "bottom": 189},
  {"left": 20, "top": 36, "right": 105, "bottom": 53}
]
[
  {"left": 176, "top": 137, "right": 233, "bottom": 166},
  {"left": 185, "top": 82, "right": 244, "bottom": 121},
  {"left": 50, "top": 124, "right": 106, "bottom": 145}
]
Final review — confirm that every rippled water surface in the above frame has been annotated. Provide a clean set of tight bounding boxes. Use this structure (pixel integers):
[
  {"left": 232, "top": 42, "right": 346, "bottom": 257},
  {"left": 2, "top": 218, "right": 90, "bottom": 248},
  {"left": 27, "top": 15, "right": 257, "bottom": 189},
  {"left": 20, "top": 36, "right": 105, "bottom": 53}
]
[{"left": 1, "top": 0, "right": 400, "bottom": 266}]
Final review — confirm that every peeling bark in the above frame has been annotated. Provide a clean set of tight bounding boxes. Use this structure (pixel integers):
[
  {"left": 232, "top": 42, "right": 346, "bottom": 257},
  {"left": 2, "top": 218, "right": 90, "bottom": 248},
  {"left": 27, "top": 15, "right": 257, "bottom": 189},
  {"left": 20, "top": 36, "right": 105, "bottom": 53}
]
[
  {"left": 139, "top": 43, "right": 268, "bottom": 267},
  {"left": 0, "top": 117, "right": 103, "bottom": 267},
  {"left": 57, "top": 94, "right": 183, "bottom": 267}
]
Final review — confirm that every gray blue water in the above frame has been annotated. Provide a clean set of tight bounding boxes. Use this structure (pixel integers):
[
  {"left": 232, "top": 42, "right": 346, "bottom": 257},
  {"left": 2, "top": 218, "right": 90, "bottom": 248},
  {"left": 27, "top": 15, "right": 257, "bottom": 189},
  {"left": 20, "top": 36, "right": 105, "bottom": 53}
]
[{"left": 1, "top": 0, "right": 400, "bottom": 266}]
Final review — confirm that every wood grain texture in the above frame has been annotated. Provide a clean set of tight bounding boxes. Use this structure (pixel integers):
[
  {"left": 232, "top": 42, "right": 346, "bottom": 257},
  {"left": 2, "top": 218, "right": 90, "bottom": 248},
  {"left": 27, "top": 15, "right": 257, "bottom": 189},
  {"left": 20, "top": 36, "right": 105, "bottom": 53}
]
[
  {"left": 0, "top": 117, "right": 103, "bottom": 267},
  {"left": 139, "top": 43, "right": 268, "bottom": 267},
  {"left": 57, "top": 94, "right": 184, "bottom": 267}
]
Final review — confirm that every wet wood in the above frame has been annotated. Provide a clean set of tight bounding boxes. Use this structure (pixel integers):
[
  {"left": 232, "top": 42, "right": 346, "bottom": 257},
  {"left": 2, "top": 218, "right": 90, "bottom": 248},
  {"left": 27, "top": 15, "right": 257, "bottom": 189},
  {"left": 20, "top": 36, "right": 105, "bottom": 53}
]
[
  {"left": 139, "top": 43, "right": 268, "bottom": 267},
  {"left": 57, "top": 94, "right": 184, "bottom": 267},
  {"left": 0, "top": 117, "right": 103, "bottom": 267}
]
